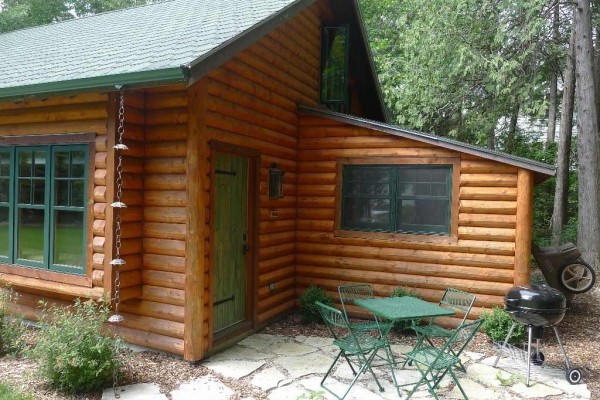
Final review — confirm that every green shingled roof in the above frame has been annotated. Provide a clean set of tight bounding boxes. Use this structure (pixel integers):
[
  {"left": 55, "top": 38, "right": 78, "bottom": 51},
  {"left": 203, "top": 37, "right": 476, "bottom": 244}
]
[{"left": 0, "top": 0, "right": 309, "bottom": 100}]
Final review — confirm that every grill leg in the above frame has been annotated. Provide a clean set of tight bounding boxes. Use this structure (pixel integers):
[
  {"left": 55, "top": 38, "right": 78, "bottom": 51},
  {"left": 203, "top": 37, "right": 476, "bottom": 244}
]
[
  {"left": 526, "top": 326, "right": 532, "bottom": 387},
  {"left": 493, "top": 321, "right": 517, "bottom": 367},
  {"left": 552, "top": 326, "right": 572, "bottom": 370}
]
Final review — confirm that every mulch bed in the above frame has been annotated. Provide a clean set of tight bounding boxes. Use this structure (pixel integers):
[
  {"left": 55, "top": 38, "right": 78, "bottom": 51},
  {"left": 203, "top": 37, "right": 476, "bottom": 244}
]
[{"left": 1, "top": 286, "right": 598, "bottom": 399}]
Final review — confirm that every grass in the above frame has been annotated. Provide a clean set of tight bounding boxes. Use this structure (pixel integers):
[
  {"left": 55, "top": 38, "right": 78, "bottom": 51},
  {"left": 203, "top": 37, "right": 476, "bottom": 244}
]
[
  {"left": 0, "top": 224, "right": 83, "bottom": 265},
  {"left": 0, "top": 383, "right": 34, "bottom": 400}
]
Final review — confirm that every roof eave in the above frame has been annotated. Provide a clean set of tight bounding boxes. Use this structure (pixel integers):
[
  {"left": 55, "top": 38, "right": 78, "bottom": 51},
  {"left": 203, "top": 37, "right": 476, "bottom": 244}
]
[
  {"left": 184, "top": 0, "right": 317, "bottom": 84},
  {"left": 0, "top": 67, "right": 189, "bottom": 103},
  {"left": 299, "top": 105, "right": 556, "bottom": 180}
]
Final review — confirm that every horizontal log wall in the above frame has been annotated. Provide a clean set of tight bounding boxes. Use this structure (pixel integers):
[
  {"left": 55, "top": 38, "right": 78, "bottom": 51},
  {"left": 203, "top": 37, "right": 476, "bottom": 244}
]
[
  {"left": 297, "top": 115, "right": 521, "bottom": 326},
  {"left": 0, "top": 93, "right": 109, "bottom": 315},
  {"left": 110, "top": 91, "right": 145, "bottom": 300},
  {"left": 114, "top": 85, "right": 188, "bottom": 355},
  {"left": 193, "top": 2, "right": 328, "bottom": 351}
]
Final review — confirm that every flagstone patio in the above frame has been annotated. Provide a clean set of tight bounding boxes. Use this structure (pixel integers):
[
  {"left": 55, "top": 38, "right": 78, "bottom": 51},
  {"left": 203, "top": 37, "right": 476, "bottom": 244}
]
[{"left": 102, "top": 333, "right": 592, "bottom": 400}]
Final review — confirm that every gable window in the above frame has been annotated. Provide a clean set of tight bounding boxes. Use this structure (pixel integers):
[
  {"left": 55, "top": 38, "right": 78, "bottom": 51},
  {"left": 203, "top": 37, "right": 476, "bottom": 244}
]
[
  {"left": 0, "top": 145, "right": 88, "bottom": 275},
  {"left": 320, "top": 25, "right": 350, "bottom": 113},
  {"left": 340, "top": 163, "right": 453, "bottom": 236}
]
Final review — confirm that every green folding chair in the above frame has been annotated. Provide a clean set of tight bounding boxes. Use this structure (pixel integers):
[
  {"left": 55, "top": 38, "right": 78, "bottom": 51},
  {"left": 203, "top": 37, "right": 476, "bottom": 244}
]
[
  {"left": 338, "top": 284, "right": 387, "bottom": 332},
  {"left": 315, "top": 301, "right": 399, "bottom": 400},
  {"left": 338, "top": 284, "right": 395, "bottom": 368},
  {"left": 411, "top": 288, "right": 476, "bottom": 371},
  {"left": 404, "top": 319, "right": 483, "bottom": 400}
]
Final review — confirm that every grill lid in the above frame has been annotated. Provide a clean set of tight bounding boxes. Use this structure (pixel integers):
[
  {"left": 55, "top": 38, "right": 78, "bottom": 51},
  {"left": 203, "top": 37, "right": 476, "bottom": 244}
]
[{"left": 505, "top": 284, "right": 566, "bottom": 311}]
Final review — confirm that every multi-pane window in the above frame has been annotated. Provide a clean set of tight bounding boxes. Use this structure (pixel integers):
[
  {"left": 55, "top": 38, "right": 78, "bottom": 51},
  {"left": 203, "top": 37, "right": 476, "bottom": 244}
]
[
  {"left": 320, "top": 25, "right": 350, "bottom": 112},
  {"left": 341, "top": 165, "right": 452, "bottom": 235},
  {"left": 0, "top": 145, "right": 87, "bottom": 274}
]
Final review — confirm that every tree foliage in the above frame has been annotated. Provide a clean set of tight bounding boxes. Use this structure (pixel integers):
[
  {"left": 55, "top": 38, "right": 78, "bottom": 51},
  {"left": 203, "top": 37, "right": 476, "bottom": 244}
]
[
  {"left": 360, "top": 0, "right": 560, "bottom": 148},
  {"left": 0, "top": 0, "right": 155, "bottom": 32}
]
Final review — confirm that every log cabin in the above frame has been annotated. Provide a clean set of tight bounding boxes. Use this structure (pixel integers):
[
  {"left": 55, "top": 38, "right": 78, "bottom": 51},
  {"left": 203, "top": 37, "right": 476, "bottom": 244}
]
[{"left": 0, "top": 0, "right": 554, "bottom": 360}]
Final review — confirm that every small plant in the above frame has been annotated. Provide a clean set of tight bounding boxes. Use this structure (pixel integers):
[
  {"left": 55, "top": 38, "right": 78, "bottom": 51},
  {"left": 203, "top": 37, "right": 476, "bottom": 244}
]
[
  {"left": 297, "top": 390, "right": 326, "bottom": 400},
  {"left": 481, "top": 307, "right": 525, "bottom": 344},
  {"left": 0, "top": 383, "right": 34, "bottom": 400},
  {"left": 495, "top": 371, "right": 524, "bottom": 386},
  {"left": 298, "top": 285, "right": 334, "bottom": 323},
  {"left": 0, "top": 287, "right": 27, "bottom": 356},
  {"left": 29, "top": 298, "right": 123, "bottom": 393},
  {"left": 390, "top": 287, "right": 421, "bottom": 332}
]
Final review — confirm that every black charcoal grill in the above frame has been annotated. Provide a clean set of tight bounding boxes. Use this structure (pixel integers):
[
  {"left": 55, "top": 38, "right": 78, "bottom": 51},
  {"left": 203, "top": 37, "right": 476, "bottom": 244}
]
[{"left": 493, "top": 284, "right": 582, "bottom": 386}]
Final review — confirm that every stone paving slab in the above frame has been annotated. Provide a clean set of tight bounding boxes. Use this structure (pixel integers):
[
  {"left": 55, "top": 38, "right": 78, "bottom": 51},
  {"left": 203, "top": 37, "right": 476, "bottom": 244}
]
[
  {"left": 274, "top": 351, "right": 333, "bottom": 377},
  {"left": 269, "top": 341, "right": 317, "bottom": 356},
  {"left": 105, "top": 333, "right": 592, "bottom": 400},
  {"left": 102, "top": 383, "right": 167, "bottom": 400},
  {"left": 171, "top": 376, "right": 234, "bottom": 400},
  {"left": 251, "top": 367, "right": 287, "bottom": 391},
  {"left": 239, "top": 334, "right": 287, "bottom": 351},
  {"left": 203, "top": 359, "right": 265, "bottom": 379}
]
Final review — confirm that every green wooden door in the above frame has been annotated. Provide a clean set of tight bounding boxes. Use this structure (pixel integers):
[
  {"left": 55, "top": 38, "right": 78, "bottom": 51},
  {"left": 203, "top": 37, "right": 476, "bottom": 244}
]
[{"left": 213, "top": 152, "right": 249, "bottom": 334}]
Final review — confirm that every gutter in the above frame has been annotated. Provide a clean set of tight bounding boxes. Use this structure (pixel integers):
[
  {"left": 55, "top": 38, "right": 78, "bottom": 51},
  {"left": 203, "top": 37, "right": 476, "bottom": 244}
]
[{"left": 0, "top": 66, "right": 189, "bottom": 102}]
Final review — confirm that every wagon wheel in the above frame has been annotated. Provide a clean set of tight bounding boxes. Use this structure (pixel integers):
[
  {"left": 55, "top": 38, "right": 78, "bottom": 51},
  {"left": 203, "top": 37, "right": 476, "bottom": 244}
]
[{"left": 559, "top": 260, "right": 596, "bottom": 294}]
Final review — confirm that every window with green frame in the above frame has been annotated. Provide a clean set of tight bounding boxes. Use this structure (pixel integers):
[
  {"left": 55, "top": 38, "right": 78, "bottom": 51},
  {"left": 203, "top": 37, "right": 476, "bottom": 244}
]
[
  {"left": 320, "top": 25, "right": 350, "bottom": 113},
  {"left": 341, "top": 164, "right": 452, "bottom": 235},
  {"left": 0, "top": 145, "right": 88, "bottom": 274}
]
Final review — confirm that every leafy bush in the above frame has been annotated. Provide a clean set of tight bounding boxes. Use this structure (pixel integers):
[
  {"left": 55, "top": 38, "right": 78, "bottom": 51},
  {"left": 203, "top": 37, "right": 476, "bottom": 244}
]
[
  {"left": 0, "top": 287, "right": 26, "bottom": 356},
  {"left": 299, "top": 285, "right": 334, "bottom": 323},
  {"left": 390, "top": 287, "right": 421, "bottom": 332},
  {"left": 481, "top": 307, "right": 525, "bottom": 344},
  {"left": 30, "top": 298, "right": 122, "bottom": 393}
]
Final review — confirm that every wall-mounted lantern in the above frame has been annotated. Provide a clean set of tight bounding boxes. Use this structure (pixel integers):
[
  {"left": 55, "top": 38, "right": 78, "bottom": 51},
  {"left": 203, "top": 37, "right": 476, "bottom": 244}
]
[{"left": 268, "top": 164, "right": 284, "bottom": 199}]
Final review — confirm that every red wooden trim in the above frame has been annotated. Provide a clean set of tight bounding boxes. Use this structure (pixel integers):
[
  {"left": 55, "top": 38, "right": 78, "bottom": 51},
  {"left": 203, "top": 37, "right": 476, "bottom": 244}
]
[
  {"left": 0, "top": 263, "right": 92, "bottom": 287},
  {"left": 0, "top": 132, "right": 95, "bottom": 146}
]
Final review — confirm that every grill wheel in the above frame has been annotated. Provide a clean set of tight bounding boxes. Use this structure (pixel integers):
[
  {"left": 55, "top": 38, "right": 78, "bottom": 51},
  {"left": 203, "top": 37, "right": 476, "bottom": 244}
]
[
  {"left": 567, "top": 368, "right": 582, "bottom": 384},
  {"left": 531, "top": 351, "right": 545, "bottom": 366}
]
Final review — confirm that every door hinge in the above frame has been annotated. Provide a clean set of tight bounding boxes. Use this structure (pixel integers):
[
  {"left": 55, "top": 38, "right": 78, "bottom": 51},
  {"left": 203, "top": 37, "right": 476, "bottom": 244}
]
[{"left": 214, "top": 295, "right": 235, "bottom": 306}]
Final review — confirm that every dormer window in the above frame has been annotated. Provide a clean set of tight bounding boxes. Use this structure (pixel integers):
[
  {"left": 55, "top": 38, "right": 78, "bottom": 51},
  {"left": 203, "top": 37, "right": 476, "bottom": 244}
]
[{"left": 320, "top": 25, "right": 350, "bottom": 113}]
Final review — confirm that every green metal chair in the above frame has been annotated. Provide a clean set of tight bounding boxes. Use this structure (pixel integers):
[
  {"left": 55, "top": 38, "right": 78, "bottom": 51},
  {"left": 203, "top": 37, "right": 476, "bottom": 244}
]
[
  {"left": 404, "top": 318, "right": 483, "bottom": 400},
  {"left": 315, "top": 301, "right": 399, "bottom": 400},
  {"left": 338, "top": 284, "right": 395, "bottom": 368},
  {"left": 338, "top": 284, "right": 384, "bottom": 332},
  {"left": 411, "top": 288, "right": 476, "bottom": 371}
]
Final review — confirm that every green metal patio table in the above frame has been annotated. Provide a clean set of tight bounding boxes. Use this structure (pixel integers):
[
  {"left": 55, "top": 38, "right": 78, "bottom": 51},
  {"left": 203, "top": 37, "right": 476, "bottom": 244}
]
[
  {"left": 354, "top": 296, "right": 456, "bottom": 396},
  {"left": 354, "top": 296, "right": 456, "bottom": 322}
]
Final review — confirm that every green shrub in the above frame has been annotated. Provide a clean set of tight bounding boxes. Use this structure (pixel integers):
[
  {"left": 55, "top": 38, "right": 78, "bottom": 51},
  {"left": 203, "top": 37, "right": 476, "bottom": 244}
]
[
  {"left": 30, "top": 298, "right": 123, "bottom": 393},
  {"left": 299, "top": 285, "right": 334, "bottom": 323},
  {"left": 481, "top": 307, "right": 525, "bottom": 344},
  {"left": 0, "top": 383, "right": 34, "bottom": 400},
  {"left": 0, "top": 288, "right": 27, "bottom": 356},
  {"left": 390, "top": 287, "right": 421, "bottom": 332}
]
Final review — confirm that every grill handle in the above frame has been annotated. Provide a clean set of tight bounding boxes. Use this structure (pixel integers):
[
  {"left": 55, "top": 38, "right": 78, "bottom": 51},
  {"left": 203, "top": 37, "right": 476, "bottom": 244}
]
[{"left": 505, "top": 298, "right": 520, "bottom": 306}]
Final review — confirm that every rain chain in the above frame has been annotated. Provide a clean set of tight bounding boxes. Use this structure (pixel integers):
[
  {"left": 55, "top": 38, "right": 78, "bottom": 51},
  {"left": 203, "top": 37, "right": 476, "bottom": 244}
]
[{"left": 110, "top": 86, "right": 128, "bottom": 398}]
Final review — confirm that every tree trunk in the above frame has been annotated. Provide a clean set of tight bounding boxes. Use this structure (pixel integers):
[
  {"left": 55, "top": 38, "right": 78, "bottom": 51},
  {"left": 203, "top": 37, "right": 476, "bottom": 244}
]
[
  {"left": 506, "top": 104, "right": 519, "bottom": 154},
  {"left": 551, "top": 28, "right": 576, "bottom": 246},
  {"left": 574, "top": 0, "right": 600, "bottom": 268},
  {"left": 595, "top": 26, "right": 600, "bottom": 124},
  {"left": 487, "top": 126, "right": 495, "bottom": 150},
  {"left": 547, "top": 4, "right": 560, "bottom": 145}
]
